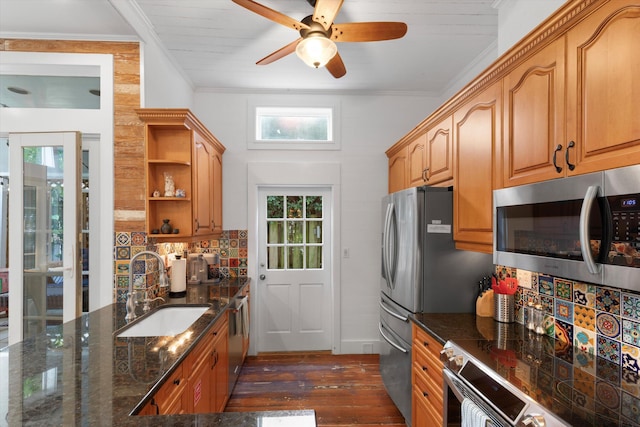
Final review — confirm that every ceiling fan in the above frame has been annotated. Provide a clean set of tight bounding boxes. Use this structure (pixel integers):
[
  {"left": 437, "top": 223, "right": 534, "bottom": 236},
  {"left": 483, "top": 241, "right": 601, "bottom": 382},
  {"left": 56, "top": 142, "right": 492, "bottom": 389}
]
[{"left": 232, "top": 0, "right": 408, "bottom": 78}]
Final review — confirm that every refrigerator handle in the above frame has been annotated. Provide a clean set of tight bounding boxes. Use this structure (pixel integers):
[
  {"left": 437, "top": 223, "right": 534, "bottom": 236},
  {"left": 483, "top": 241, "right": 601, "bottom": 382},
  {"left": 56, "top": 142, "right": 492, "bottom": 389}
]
[
  {"left": 382, "top": 203, "right": 394, "bottom": 290},
  {"left": 379, "top": 300, "right": 408, "bottom": 322},
  {"left": 379, "top": 322, "right": 408, "bottom": 353}
]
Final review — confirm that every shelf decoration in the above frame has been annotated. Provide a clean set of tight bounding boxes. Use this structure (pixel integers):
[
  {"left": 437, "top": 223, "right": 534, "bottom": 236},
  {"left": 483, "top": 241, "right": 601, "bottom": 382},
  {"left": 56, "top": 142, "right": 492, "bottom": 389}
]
[
  {"left": 160, "top": 219, "right": 173, "bottom": 234},
  {"left": 164, "top": 172, "right": 175, "bottom": 197}
]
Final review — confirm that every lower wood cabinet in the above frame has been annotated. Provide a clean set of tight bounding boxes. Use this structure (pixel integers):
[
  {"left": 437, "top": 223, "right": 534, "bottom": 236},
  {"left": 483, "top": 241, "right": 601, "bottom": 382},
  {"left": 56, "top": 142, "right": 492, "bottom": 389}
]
[
  {"left": 139, "top": 311, "right": 229, "bottom": 415},
  {"left": 412, "top": 324, "right": 444, "bottom": 427}
]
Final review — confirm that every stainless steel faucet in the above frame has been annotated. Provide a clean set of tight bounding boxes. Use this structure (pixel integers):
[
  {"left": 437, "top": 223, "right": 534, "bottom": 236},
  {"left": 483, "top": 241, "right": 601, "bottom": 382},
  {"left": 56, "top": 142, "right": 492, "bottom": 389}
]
[{"left": 126, "top": 250, "right": 169, "bottom": 321}]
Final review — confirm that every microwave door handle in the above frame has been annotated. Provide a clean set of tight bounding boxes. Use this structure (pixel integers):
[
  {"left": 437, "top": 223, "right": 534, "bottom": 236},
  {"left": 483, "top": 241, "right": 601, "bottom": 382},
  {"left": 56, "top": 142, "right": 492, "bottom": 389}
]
[
  {"left": 378, "top": 323, "right": 408, "bottom": 353},
  {"left": 580, "top": 185, "right": 602, "bottom": 275}
]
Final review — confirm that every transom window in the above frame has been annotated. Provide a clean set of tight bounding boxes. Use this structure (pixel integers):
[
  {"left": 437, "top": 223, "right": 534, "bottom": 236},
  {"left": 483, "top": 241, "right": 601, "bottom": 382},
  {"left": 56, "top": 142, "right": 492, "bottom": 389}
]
[
  {"left": 266, "top": 195, "right": 323, "bottom": 270},
  {"left": 256, "top": 107, "right": 332, "bottom": 142}
]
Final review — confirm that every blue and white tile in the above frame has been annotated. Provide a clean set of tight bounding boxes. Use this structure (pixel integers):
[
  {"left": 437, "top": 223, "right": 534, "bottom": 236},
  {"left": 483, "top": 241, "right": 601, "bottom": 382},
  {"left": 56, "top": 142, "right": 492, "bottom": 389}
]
[
  {"left": 556, "top": 299, "right": 574, "bottom": 323},
  {"left": 622, "top": 319, "right": 640, "bottom": 347},
  {"left": 597, "top": 336, "right": 621, "bottom": 364},
  {"left": 538, "top": 274, "right": 554, "bottom": 296},
  {"left": 623, "top": 292, "right": 640, "bottom": 321}
]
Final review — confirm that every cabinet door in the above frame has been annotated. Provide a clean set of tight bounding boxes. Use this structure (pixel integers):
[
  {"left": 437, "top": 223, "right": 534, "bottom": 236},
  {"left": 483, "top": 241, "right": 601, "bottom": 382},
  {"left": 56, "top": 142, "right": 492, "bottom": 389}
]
[
  {"left": 189, "top": 355, "right": 212, "bottom": 413},
  {"left": 566, "top": 1, "right": 640, "bottom": 175},
  {"left": 408, "top": 134, "right": 428, "bottom": 187},
  {"left": 193, "top": 133, "right": 215, "bottom": 236},
  {"left": 503, "top": 38, "right": 566, "bottom": 186},
  {"left": 425, "top": 115, "right": 454, "bottom": 185},
  {"left": 388, "top": 146, "right": 408, "bottom": 194},
  {"left": 453, "top": 82, "right": 501, "bottom": 252},
  {"left": 212, "top": 149, "right": 223, "bottom": 235},
  {"left": 212, "top": 324, "right": 229, "bottom": 412}
]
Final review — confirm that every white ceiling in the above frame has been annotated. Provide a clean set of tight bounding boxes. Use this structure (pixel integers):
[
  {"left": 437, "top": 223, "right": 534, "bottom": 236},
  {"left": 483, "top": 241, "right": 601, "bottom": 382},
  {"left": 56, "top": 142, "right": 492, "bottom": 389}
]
[{"left": 0, "top": 0, "right": 499, "bottom": 96}]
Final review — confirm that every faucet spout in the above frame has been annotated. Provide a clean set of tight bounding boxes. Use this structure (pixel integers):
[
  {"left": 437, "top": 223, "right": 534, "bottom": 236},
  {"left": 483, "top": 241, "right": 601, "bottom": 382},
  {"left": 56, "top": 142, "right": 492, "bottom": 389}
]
[{"left": 125, "top": 251, "right": 168, "bottom": 321}]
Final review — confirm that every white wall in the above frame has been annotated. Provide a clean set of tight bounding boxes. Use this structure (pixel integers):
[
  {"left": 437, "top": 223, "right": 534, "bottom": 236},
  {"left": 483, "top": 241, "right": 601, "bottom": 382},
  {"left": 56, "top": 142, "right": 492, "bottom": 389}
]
[
  {"left": 194, "top": 91, "right": 440, "bottom": 353},
  {"left": 496, "top": 0, "right": 566, "bottom": 55}
]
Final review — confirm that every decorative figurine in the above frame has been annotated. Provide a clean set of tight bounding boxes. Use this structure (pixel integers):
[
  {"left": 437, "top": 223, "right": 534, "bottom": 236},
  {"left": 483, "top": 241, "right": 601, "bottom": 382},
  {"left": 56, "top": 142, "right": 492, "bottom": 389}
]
[
  {"left": 164, "top": 172, "right": 175, "bottom": 197},
  {"left": 160, "top": 219, "right": 172, "bottom": 234},
  {"left": 176, "top": 188, "right": 186, "bottom": 198},
  {"left": 152, "top": 189, "right": 160, "bottom": 197}
]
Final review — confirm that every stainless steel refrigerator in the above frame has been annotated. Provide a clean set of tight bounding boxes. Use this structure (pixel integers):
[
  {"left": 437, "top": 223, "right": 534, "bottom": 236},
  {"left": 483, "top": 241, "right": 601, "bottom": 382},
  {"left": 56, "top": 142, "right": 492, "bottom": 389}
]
[{"left": 379, "top": 186, "right": 492, "bottom": 425}]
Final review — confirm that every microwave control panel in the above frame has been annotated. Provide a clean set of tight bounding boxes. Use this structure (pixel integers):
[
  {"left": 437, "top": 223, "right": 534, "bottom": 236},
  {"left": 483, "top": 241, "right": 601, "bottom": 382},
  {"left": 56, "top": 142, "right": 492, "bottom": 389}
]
[{"left": 609, "top": 194, "right": 640, "bottom": 244}]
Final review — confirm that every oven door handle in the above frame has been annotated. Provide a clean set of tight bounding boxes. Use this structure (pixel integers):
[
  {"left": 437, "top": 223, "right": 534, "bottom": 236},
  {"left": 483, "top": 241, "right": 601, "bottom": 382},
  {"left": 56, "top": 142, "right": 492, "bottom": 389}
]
[
  {"left": 580, "top": 185, "right": 602, "bottom": 275},
  {"left": 379, "top": 300, "right": 408, "bottom": 322},
  {"left": 442, "top": 369, "right": 465, "bottom": 404},
  {"left": 378, "top": 322, "right": 408, "bottom": 353}
]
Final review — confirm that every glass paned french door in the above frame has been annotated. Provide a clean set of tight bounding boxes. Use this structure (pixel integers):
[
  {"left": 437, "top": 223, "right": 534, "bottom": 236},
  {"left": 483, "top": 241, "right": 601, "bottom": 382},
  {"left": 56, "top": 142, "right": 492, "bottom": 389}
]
[{"left": 8, "top": 132, "right": 81, "bottom": 344}]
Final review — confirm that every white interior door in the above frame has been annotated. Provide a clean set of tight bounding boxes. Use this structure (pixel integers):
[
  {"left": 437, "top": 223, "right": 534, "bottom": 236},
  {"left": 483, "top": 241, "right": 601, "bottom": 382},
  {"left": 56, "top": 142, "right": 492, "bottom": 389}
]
[
  {"left": 257, "top": 188, "right": 332, "bottom": 352},
  {"left": 8, "top": 132, "right": 81, "bottom": 345}
]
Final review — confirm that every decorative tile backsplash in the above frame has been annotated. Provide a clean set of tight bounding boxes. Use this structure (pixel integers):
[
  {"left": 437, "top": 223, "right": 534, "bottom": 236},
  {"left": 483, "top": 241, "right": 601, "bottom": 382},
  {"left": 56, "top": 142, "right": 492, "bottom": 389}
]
[
  {"left": 497, "top": 266, "right": 640, "bottom": 371},
  {"left": 113, "top": 230, "right": 248, "bottom": 303}
]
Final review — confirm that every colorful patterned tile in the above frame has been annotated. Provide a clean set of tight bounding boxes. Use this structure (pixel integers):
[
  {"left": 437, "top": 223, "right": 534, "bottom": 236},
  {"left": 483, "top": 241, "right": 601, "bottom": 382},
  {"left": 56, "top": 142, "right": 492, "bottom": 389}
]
[
  {"left": 230, "top": 239, "right": 239, "bottom": 249},
  {"left": 540, "top": 295, "right": 554, "bottom": 314},
  {"left": 622, "top": 344, "right": 640, "bottom": 375},
  {"left": 229, "top": 248, "right": 239, "bottom": 258},
  {"left": 555, "top": 278, "right": 573, "bottom": 301},
  {"left": 622, "top": 319, "right": 640, "bottom": 347},
  {"left": 621, "top": 364, "right": 640, "bottom": 398},
  {"left": 574, "top": 326, "right": 596, "bottom": 356},
  {"left": 574, "top": 282, "right": 596, "bottom": 307},
  {"left": 130, "top": 231, "right": 146, "bottom": 246},
  {"left": 200, "top": 239, "right": 210, "bottom": 248},
  {"left": 555, "top": 358, "right": 573, "bottom": 381},
  {"left": 543, "top": 313, "right": 555, "bottom": 337},
  {"left": 598, "top": 336, "right": 621, "bottom": 364},
  {"left": 596, "top": 287, "right": 621, "bottom": 314},
  {"left": 621, "top": 390, "right": 640, "bottom": 425},
  {"left": 115, "top": 232, "right": 131, "bottom": 246},
  {"left": 219, "top": 239, "right": 229, "bottom": 249},
  {"left": 623, "top": 293, "right": 640, "bottom": 321},
  {"left": 523, "top": 289, "right": 539, "bottom": 305},
  {"left": 574, "top": 305, "right": 596, "bottom": 331},
  {"left": 115, "top": 246, "right": 130, "bottom": 260},
  {"left": 239, "top": 258, "right": 247, "bottom": 268},
  {"left": 539, "top": 274, "right": 554, "bottom": 296},
  {"left": 555, "top": 319, "right": 574, "bottom": 344},
  {"left": 116, "top": 275, "right": 129, "bottom": 289},
  {"left": 115, "top": 261, "right": 129, "bottom": 275},
  {"left": 555, "top": 300, "right": 574, "bottom": 323},
  {"left": 239, "top": 238, "right": 248, "bottom": 248},
  {"left": 595, "top": 380, "right": 621, "bottom": 410},
  {"left": 597, "top": 312, "right": 621, "bottom": 339},
  {"left": 131, "top": 246, "right": 146, "bottom": 257},
  {"left": 530, "top": 272, "right": 538, "bottom": 293},
  {"left": 597, "top": 357, "right": 621, "bottom": 384},
  {"left": 239, "top": 268, "right": 247, "bottom": 277}
]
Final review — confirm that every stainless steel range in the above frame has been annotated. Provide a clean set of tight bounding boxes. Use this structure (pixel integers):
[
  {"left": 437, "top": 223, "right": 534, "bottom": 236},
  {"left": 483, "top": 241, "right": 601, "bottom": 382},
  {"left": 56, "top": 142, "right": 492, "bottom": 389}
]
[{"left": 440, "top": 328, "right": 640, "bottom": 426}]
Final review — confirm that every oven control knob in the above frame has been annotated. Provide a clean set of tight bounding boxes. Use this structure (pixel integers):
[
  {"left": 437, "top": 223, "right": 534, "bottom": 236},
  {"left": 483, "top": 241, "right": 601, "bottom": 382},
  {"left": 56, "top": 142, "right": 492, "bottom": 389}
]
[
  {"left": 439, "top": 348, "right": 454, "bottom": 363},
  {"left": 447, "top": 355, "right": 464, "bottom": 372},
  {"left": 521, "top": 414, "right": 545, "bottom": 427}
]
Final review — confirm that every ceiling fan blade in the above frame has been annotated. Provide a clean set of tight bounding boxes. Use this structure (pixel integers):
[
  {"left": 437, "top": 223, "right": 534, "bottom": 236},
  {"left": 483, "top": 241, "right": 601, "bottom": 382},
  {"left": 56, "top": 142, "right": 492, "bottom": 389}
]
[
  {"left": 256, "top": 38, "right": 302, "bottom": 65},
  {"left": 331, "top": 22, "right": 407, "bottom": 42},
  {"left": 326, "top": 52, "right": 346, "bottom": 78},
  {"left": 232, "top": 0, "right": 310, "bottom": 31},
  {"left": 312, "top": 0, "right": 344, "bottom": 31}
]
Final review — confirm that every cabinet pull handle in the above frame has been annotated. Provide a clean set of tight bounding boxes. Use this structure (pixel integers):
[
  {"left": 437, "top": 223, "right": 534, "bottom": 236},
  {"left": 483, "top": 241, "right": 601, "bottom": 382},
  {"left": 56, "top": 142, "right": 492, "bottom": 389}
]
[
  {"left": 423, "top": 391, "right": 429, "bottom": 397},
  {"left": 422, "top": 366, "right": 428, "bottom": 372},
  {"left": 150, "top": 398, "right": 159, "bottom": 415},
  {"left": 553, "top": 144, "right": 563, "bottom": 173},
  {"left": 565, "top": 140, "right": 576, "bottom": 171},
  {"left": 423, "top": 341, "right": 429, "bottom": 347},
  {"left": 422, "top": 167, "right": 429, "bottom": 182},
  {"left": 173, "top": 378, "right": 180, "bottom": 386},
  {"left": 194, "top": 219, "right": 199, "bottom": 232}
]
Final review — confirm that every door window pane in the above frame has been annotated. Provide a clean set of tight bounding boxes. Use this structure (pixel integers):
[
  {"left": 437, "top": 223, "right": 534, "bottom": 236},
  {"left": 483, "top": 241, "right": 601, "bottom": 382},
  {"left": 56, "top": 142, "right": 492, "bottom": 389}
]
[{"left": 265, "top": 194, "right": 324, "bottom": 271}]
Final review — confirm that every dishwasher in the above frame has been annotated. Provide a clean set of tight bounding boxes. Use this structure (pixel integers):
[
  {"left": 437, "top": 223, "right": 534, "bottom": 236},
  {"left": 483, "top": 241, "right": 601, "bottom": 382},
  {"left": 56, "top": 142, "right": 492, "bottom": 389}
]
[{"left": 228, "top": 294, "right": 248, "bottom": 394}]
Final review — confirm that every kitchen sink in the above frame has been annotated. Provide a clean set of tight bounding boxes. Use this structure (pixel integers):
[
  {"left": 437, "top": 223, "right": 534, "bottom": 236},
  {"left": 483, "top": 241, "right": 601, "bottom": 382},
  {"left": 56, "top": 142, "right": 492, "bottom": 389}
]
[{"left": 116, "top": 305, "right": 210, "bottom": 338}]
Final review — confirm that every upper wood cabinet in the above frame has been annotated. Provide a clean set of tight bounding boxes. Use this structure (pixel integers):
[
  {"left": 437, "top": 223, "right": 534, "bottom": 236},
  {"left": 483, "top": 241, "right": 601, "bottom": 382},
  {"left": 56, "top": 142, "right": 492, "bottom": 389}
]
[
  {"left": 503, "top": 38, "right": 566, "bottom": 187},
  {"left": 388, "top": 145, "right": 408, "bottom": 194},
  {"left": 137, "top": 109, "right": 225, "bottom": 241},
  {"left": 565, "top": 1, "right": 640, "bottom": 175},
  {"left": 425, "top": 115, "right": 454, "bottom": 186},
  {"left": 453, "top": 82, "right": 501, "bottom": 253},
  {"left": 408, "top": 133, "right": 427, "bottom": 188}
]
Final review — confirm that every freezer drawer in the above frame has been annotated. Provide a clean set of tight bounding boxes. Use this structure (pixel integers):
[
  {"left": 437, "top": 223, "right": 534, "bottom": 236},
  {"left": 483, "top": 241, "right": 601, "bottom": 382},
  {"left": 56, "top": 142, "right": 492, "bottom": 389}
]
[{"left": 379, "top": 316, "right": 411, "bottom": 425}]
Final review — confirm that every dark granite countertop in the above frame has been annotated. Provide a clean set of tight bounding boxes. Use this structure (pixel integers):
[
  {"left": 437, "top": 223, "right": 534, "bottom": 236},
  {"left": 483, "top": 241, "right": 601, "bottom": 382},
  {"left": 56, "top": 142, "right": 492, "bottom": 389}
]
[
  {"left": 411, "top": 313, "right": 640, "bottom": 426},
  {"left": 0, "top": 278, "right": 317, "bottom": 426}
]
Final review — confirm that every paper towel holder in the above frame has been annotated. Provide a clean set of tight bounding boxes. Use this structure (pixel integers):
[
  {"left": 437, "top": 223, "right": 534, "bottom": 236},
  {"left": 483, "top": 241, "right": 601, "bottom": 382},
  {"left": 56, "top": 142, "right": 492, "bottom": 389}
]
[{"left": 169, "top": 254, "right": 187, "bottom": 298}]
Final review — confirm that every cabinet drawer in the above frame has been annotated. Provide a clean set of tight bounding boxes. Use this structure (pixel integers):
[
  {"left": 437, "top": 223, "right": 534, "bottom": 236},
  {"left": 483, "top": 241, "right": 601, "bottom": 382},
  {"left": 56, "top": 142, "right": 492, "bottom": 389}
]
[
  {"left": 413, "top": 326, "right": 442, "bottom": 359},
  {"left": 413, "top": 367, "right": 444, "bottom": 413},
  {"left": 413, "top": 343, "right": 443, "bottom": 389},
  {"left": 155, "top": 364, "right": 186, "bottom": 414}
]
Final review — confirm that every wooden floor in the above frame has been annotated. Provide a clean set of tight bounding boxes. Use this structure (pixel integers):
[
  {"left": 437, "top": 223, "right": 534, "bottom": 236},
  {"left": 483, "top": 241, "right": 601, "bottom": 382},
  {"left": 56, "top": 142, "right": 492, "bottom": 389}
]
[{"left": 225, "top": 352, "right": 406, "bottom": 427}]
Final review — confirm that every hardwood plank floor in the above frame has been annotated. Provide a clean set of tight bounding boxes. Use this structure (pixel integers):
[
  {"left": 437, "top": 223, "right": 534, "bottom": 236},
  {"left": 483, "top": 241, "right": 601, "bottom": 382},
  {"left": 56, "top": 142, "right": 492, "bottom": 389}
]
[{"left": 225, "top": 352, "right": 406, "bottom": 427}]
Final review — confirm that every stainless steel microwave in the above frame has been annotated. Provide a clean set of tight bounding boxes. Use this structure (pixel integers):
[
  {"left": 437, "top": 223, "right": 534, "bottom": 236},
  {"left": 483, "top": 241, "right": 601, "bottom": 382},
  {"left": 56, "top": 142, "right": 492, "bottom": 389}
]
[{"left": 494, "top": 165, "right": 640, "bottom": 292}]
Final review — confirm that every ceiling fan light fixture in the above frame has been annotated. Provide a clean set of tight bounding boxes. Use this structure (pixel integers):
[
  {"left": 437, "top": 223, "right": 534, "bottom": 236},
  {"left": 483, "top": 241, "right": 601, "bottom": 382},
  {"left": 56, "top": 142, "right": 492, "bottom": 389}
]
[{"left": 295, "top": 34, "right": 337, "bottom": 69}]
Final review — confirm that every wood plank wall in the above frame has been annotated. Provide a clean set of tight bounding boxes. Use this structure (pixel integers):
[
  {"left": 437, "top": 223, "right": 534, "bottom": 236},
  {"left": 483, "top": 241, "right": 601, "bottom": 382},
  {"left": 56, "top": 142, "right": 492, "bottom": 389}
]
[{"left": 0, "top": 39, "right": 145, "bottom": 232}]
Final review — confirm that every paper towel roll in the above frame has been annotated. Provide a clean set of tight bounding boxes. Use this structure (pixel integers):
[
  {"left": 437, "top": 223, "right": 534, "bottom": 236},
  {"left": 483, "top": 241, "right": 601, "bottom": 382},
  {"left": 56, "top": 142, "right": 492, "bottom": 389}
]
[{"left": 171, "top": 258, "right": 187, "bottom": 295}]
